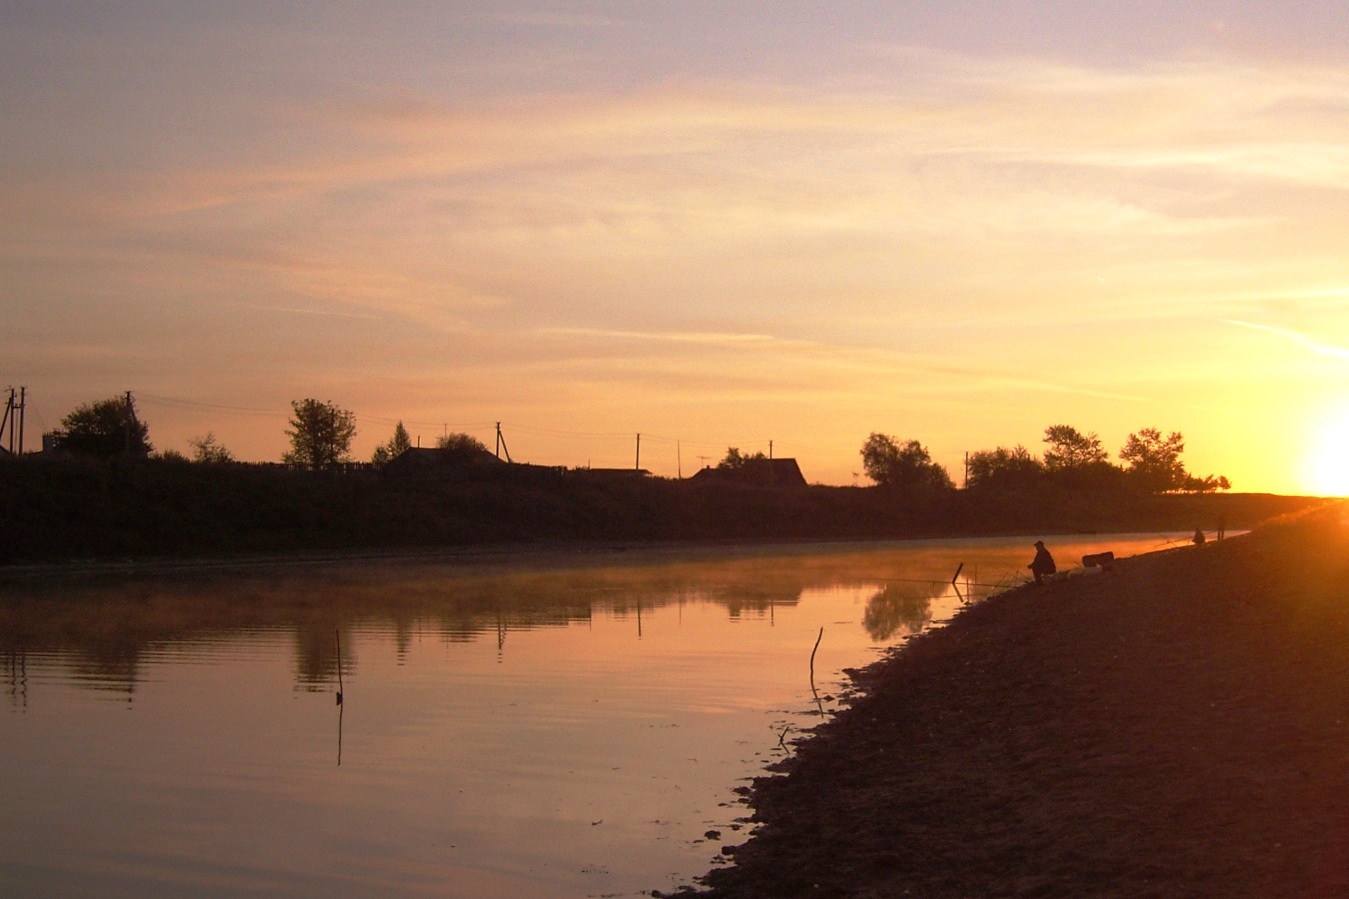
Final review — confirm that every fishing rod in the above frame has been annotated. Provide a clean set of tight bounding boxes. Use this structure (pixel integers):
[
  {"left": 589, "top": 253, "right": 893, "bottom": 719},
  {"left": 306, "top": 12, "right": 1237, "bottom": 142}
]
[{"left": 871, "top": 576, "right": 1031, "bottom": 589}]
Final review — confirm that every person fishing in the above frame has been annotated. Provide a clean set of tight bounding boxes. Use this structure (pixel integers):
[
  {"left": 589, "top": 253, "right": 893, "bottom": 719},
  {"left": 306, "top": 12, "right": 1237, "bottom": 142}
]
[{"left": 1029, "top": 540, "right": 1056, "bottom": 585}]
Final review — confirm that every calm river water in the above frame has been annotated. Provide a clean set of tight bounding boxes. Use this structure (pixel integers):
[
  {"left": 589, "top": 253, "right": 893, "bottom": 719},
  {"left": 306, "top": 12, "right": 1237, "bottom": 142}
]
[{"left": 1, "top": 533, "right": 1191, "bottom": 898}]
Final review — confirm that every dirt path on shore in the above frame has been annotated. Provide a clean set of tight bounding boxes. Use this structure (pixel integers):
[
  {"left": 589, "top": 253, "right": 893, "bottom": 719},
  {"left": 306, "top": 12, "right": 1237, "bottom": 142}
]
[{"left": 682, "top": 502, "right": 1349, "bottom": 899}]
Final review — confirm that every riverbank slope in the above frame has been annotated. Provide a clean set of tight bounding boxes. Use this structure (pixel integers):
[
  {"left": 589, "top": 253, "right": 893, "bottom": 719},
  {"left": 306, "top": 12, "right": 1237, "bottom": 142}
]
[
  {"left": 687, "top": 501, "right": 1349, "bottom": 898},
  {"left": 0, "top": 455, "right": 1316, "bottom": 563}
]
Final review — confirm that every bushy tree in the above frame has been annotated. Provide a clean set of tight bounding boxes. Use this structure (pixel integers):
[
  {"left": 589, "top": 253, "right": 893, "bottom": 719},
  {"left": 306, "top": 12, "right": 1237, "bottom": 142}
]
[
  {"left": 1182, "top": 473, "right": 1231, "bottom": 493},
  {"left": 718, "top": 447, "right": 767, "bottom": 470},
  {"left": 1119, "top": 428, "right": 1187, "bottom": 493},
  {"left": 436, "top": 432, "right": 487, "bottom": 451},
  {"left": 436, "top": 432, "right": 493, "bottom": 463},
  {"left": 371, "top": 421, "right": 413, "bottom": 466},
  {"left": 1042, "top": 424, "right": 1107, "bottom": 471},
  {"left": 966, "top": 445, "right": 1044, "bottom": 491},
  {"left": 50, "top": 394, "right": 151, "bottom": 459},
  {"left": 860, "top": 433, "right": 954, "bottom": 491},
  {"left": 188, "top": 432, "right": 234, "bottom": 464},
  {"left": 1041, "top": 424, "right": 1120, "bottom": 488},
  {"left": 283, "top": 398, "right": 356, "bottom": 470}
]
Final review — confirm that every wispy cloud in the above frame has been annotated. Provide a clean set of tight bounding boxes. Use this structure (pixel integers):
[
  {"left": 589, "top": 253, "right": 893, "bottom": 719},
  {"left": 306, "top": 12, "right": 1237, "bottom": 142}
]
[
  {"left": 248, "top": 304, "right": 381, "bottom": 321},
  {"left": 1224, "top": 320, "right": 1349, "bottom": 362},
  {"left": 526, "top": 326, "right": 1149, "bottom": 404},
  {"left": 7, "top": 14, "right": 1349, "bottom": 489},
  {"left": 533, "top": 326, "right": 780, "bottom": 346}
]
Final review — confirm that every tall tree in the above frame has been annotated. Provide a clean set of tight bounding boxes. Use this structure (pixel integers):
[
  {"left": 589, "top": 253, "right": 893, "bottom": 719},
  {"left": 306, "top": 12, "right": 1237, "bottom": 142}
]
[
  {"left": 1042, "top": 424, "right": 1107, "bottom": 471},
  {"left": 860, "top": 433, "right": 954, "bottom": 491},
  {"left": 283, "top": 398, "right": 356, "bottom": 470},
  {"left": 50, "top": 394, "right": 151, "bottom": 459},
  {"left": 1120, "top": 428, "right": 1188, "bottom": 492},
  {"left": 371, "top": 421, "right": 413, "bottom": 466}
]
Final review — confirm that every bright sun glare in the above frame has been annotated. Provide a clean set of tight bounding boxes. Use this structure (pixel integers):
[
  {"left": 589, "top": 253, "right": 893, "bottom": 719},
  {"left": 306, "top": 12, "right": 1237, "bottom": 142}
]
[{"left": 1303, "top": 406, "right": 1349, "bottom": 497}]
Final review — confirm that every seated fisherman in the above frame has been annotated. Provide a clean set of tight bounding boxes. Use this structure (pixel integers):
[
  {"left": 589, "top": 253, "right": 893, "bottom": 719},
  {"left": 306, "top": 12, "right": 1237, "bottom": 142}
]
[{"left": 1029, "top": 540, "right": 1056, "bottom": 585}]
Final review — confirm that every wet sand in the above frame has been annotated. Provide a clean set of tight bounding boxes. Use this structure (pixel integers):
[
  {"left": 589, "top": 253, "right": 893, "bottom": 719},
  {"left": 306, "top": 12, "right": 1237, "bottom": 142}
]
[{"left": 685, "top": 502, "right": 1349, "bottom": 898}]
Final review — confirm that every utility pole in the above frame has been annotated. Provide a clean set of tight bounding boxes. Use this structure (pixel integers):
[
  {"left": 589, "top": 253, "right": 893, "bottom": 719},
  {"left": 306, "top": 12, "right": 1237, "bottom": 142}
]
[
  {"left": 769, "top": 440, "right": 773, "bottom": 460},
  {"left": 16, "top": 386, "right": 24, "bottom": 455},
  {"left": 635, "top": 433, "right": 641, "bottom": 471},
  {"left": 124, "top": 390, "right": 140, "bottom": 455},
  {"left": 495, "top": 422, "right": 513, "bottom": 463},
  {"left": 677, "top": 440, "right": 682, "bottom": 479},
  {"left": 1, "top": 388, "right": 13, "bottom": 454}
]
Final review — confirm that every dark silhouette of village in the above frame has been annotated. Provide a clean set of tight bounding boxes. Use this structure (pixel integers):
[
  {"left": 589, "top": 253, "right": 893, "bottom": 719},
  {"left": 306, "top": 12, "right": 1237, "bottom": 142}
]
[{"left": 0, "top": 389, "right": 1318, "bottom": 565}]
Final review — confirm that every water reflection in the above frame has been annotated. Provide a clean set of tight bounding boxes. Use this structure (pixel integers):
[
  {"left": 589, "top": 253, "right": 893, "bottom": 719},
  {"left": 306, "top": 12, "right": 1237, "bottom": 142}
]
[
  {"left": 0, "top": 550, "right": 847, "bottom": 702},
  {"left": 0, "top": 538, "right": 1109, "bottom": 704},
  {"left": 0, "top": 535, "right": 1187, "bottom": 899},
  {"left": 863, "top": 580, "right": 945, "bottom": 640},
  {"left": 6, "top": 650, "right": 27, "bottom": 708}
]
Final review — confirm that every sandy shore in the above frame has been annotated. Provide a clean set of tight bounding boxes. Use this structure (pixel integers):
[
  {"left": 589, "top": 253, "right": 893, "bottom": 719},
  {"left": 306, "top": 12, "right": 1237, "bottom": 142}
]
[{"left": 678, "top": 501, "right": 1349, "bottom": 898}]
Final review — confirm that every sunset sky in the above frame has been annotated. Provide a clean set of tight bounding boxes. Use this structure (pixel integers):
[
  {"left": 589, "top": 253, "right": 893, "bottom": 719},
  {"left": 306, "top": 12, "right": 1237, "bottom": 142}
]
[{"left": 5, "top": 2, "right": 1349, "bottom": 494}]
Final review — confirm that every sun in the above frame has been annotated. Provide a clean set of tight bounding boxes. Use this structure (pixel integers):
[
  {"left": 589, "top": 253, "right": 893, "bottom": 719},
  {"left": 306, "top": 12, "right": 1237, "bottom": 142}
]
[{"left": 1302, "top": 405, "right": 1349, "bottom": 497}]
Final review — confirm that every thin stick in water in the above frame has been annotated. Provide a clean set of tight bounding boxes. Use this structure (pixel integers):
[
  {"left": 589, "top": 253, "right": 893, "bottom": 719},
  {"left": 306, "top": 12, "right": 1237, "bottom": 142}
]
[
  {"left": 335, "top": 628, "right": 344, "bottom": 706},
  {"left": 809, "top": 626, "right": 823, "bottom": 693}
]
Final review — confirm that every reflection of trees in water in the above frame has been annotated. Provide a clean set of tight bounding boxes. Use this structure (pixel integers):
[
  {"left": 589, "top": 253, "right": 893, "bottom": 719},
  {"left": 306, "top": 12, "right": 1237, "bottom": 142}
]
[
  {"left": 0, "top": 543, "right": 1007, "bottom": 693},
  {"left": 294, "top": 623, "right": 344, "bottom": 690},
  {"left": 1, "top": 586, "right": 151, "bottom": 699},
  {"left": 690, "top": 586, "right": 804, "bottom": 619},
  {"left": 5, "top": 650, "right": 28, "bottom": 708},
  {"left": 862, "top": 581, "right": 945, "bottom": 641},
  {"left": 65, "top": 647, "right": 141, "bottom": 700},
  {"left": 0, "top": 556, "right": 827, "bottom": 697}
]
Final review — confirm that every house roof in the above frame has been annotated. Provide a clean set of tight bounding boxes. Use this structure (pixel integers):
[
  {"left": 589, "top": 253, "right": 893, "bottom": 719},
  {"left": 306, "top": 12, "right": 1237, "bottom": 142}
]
[{"left": 689, "top": 457, "right": 807, "bottom": 487}]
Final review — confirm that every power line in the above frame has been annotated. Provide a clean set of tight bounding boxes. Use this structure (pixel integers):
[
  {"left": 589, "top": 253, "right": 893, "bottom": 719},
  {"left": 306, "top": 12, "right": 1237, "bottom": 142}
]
[
  {"left": 136, "top": 394, "right": 493, "bottom": 434},
  {"left": 132, "top": 395, "right": 794, "bottom": 452},
  {"left": 494, "top": 421, "right": 637, "bottom": 440},
  {"left": 104, "top": 393, "right": 861, "bottom": 472},
  {"left": 361, "top": 414, "right": 495, "bottom": 432}
]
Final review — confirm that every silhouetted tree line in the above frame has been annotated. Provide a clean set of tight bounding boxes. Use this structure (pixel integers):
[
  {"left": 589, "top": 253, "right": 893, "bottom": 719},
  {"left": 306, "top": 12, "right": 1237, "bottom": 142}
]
[
  {"left": 44, "top": 395, "right": 1230, "bottom": 499},
  {"left": 861, "top": 424, "right": 1229, "bottom": 496},
  {"left": 0, "top": 393, "right": 1297, "bottom": 564},
  {"left": 0, "top": 395, "right": 1297, "bottom": 565},
  {"left": 43, "top": 395, "right": 499, "bottom": 476}
]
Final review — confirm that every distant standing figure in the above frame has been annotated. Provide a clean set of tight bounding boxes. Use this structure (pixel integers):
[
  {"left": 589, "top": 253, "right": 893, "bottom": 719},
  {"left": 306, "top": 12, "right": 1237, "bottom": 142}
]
[
  {"left": 1193, "top": 528, "right": 1206, "bottom": 546},
  {"left": 1029, "top": 540, "right": 1056, "bottom": 585},
  {"left": 1217, "top": 514, "right": 1226, "bottom": 541}
]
